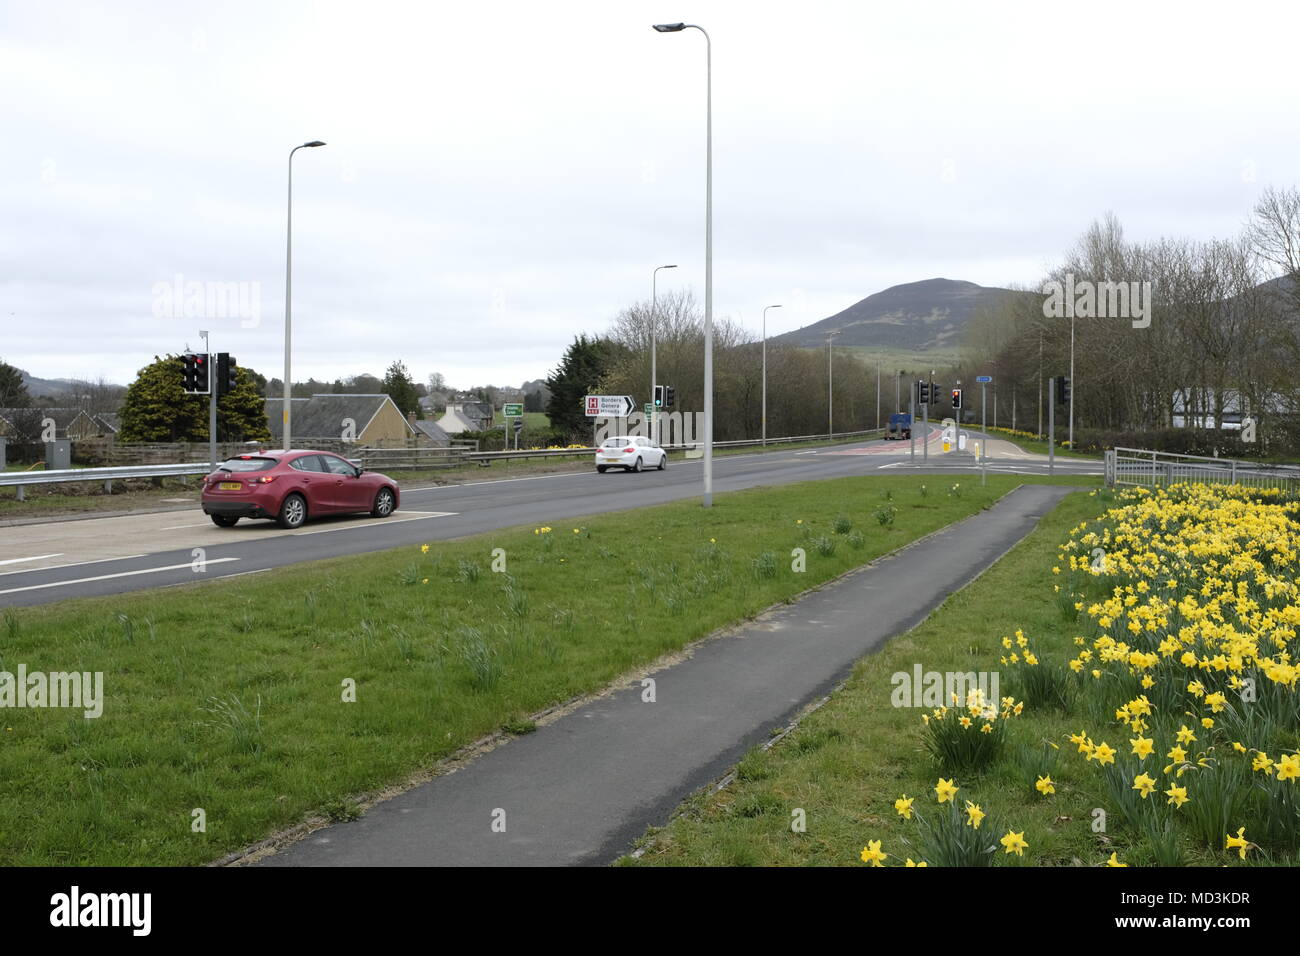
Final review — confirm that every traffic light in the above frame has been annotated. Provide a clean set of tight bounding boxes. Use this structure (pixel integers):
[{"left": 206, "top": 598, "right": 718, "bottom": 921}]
[
  {"left": 216, "top": 353, "right": 238, "bottom": 395},
  {"left": 181, "top": 353, "right": 209, "bottom": 394},
  {"left": 951, "top": 388, "right": 962, "bottom": 409},
  {"left": 918, "top": 381, "right": 930, "bottom": 405},
  {"left": 653, "top": 384, "right": 665, "bottom": 408},
  {"left": 1055, "top": 376, "right": 1071, "bottom": 406},
  {"left": 665, "top": 385, "right": 675, "bottom": 407}
]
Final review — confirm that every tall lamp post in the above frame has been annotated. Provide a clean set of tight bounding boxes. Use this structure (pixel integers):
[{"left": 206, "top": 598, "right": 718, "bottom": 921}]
[
  {"left": 654, "top": 21, "right": 713, "bottom": 506},
  {"left": 762, "top": 303, "right": 781, "bottom": 445},
  {"left": 651, "top": 264, "right": 677, "bottom": 443},
  {"left": 826, "top": 329, "right": 842, "bottom": 436},
  {"left": 283, "top": 139, "right": 326, "bottom": 452}
]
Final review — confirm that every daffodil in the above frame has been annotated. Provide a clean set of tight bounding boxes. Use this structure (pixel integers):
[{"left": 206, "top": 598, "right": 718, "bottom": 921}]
[
  {"left": 860, "top": 840, "right": 888, "bottom": 866},
  {"left": 1106, "top": 852, "right": 1128, "bottom": 867},
  {"left": 894, "top": 795, "right": 914, "bottom": 820},
  {"left": 964, "top": 801, "right": 986, "bottom": 829},
  {"left": 935, "top": 778, "right": 959, "bottom": 804},
  {"left": 1035, "top": 775, "right": 1055, "bottom": 795},
  {"left": 1000, "top": 831, "right": 1028, "bottom": 857},
  {"left": 1225, "top": 828, "right": 1250, "bottom": 860}
]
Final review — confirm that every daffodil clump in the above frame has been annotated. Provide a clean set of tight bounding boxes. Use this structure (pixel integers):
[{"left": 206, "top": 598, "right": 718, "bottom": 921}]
[
  {"left": 1002, "top": 628, "right": 1073, "bottom": 711},
  {"left": 921, "top": 689, "right": 1024, "bottom": 774},
  {"left": 860, "top": 778, "right": 1029, "bottom": 867},
  {"left": 1054, "top": 484, "right": 1300, "bottom": 860}
]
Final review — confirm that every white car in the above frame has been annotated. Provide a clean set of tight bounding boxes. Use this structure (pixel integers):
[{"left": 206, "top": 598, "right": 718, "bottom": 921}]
[{"left": 595, "top": 435, "right": 667, "bottom": 473}]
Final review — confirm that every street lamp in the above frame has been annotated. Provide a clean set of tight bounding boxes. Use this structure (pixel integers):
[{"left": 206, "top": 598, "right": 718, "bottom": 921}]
[
  {"left": 762, "top": 304, "right": 781, "bottom": 445},
  {"left": 652, "top": 264, "right": 677, "bottom": 444},
  {"left": 827, "top": 330, "right": 842, "bottom": 436},
  {"left": 653, "top": 21, "right": 714, "bottom": 507},
  {"left": 283, "top": 139, "right": 326, "bottom": 453}
]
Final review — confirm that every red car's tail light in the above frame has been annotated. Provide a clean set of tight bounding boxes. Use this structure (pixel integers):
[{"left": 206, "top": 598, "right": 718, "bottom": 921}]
[{"left": 254, "top": 475, "right": 277, "bottom": 484}]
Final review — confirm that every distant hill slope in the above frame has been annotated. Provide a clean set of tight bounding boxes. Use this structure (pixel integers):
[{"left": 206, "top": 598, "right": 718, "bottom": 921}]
[{"left": 771, "top": 278, "right": 1022, "bottom": 351}]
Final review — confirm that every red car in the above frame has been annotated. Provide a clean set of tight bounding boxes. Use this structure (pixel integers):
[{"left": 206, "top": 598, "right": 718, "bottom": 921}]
[{"left": 201, "top": 450, "right": 400, "bottom": 529}]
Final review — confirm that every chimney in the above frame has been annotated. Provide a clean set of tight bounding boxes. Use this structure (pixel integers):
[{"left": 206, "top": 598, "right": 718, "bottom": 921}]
[{"left": 407, "top": 410, "right": 417, "bottom": 426}]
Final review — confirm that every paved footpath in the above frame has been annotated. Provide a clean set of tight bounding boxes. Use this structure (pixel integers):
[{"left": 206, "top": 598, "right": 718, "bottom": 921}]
[{"left": 259, "top": 483, "right": 1078, "bottom": 867}]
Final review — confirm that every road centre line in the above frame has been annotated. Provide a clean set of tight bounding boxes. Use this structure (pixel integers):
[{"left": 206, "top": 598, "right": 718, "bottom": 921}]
[
  {"left": 0, "top": 553, "right": 63, "bottom": 566},
  {"left": 0, "top": 558, "right": 240, "bottom": 596},
  {"left": 0, "top": 553, "right": 148, "bottom": 578}
]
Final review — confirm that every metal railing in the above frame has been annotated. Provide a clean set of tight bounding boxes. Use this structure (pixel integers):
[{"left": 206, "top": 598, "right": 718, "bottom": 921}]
[
  {"left": 1106, "top": 447, "right": 1300, "bottom": 492},
  {"left": 0, "top": 462, "right": 212, "bottom": 501},
  {"left": 1, "top": 429, "right": 886, "bottom": 500}
]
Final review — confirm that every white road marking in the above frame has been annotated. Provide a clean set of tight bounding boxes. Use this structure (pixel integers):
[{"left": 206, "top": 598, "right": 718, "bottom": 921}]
[
  {"left": 292, "top": 512, "right": 457, "bottom": 536},
  {"left": 160, "top": 522, "right": 212, "bottom": 530},
  {"left": 0, "top": 553, "right": 63, "bottom": 566},
  {"left": 0, "top": 558, "right": 240, "bottom": 596},
  {"left": 0, "top": 553, "right": 147, "bottom": 578}
]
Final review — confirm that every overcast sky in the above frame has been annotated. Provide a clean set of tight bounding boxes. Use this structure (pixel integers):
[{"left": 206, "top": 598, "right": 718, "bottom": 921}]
[{"left": 3, "top": 0, "right": 1298, "bottom": 390}]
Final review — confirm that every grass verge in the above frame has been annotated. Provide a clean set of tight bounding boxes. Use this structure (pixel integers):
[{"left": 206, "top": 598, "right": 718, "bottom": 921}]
[
  {"left": 0, "top": 472, "right": 1079, "bottom": 865},
  {"left": 622, "top": 485, "right": 1283, "bottom": 868}
]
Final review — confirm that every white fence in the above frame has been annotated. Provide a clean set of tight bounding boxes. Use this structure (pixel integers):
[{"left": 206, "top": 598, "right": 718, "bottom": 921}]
[{"left": 1105, "top": 446, "right": 1300, "bottom": 492}]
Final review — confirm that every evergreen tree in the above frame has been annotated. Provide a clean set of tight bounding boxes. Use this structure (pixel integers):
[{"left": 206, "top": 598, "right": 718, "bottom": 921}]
[
  {"left": 381, "top": 360, "right": 420, "bottom": 418},
  {"left": 545, "top": 335, "right": 620, "bottom": 437},
  {"left": 119, "top": 355, "right": 271, "bottom": 442},
  {"left": 0, "top": 358, "right": 31, "bottom": 408}
]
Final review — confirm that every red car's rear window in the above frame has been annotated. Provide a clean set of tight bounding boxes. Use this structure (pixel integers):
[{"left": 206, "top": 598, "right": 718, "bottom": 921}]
[{"left": 217, "top": 457, "right": 278, "bottom": 472}]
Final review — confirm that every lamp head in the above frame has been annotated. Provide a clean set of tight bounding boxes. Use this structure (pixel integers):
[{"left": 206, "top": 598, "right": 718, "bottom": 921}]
[
  {"left": 653, "top": 22, "right": 686, "bottom": 32},
  {"left": 303, "top": 140, "right": 326, "bottom": 148}
]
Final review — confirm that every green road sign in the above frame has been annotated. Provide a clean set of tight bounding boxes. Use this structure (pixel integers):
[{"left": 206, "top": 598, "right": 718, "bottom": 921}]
[
  {"left": 644, "top": 403, "right": 654, "bottom": 417},
  {"left": 503, "top": 403, "right": 524, "bottom": 417}
]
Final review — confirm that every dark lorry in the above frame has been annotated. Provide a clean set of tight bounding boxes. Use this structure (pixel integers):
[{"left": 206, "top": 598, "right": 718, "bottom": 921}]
[{"left": 886, "top": 412, "right": 912, "bottom": 440}]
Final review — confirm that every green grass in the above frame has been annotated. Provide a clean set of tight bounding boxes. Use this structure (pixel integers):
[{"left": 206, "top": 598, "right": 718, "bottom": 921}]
[
  {"left": 622, "top": 485, "right": 1262, "bottom": 868},
  {"left": 0, "top": 473, "right": 1093, "bottom": 866}
]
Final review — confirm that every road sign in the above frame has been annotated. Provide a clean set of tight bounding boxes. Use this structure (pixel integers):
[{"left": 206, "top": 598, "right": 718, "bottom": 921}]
[
  {"left": 584, "top": 395, "right": 636, "bottom": 418},
  {"left": 976, "top": 375, "right": 992, "bottom": 383},
  {"left": 644, "top": 403, "right": 654, "bottom": 417},
  {"left": 503, "top": 403, "right": 523, "bottom": 417},
  {"left": 513, "top": 418, "right": 523, "bottom": 432}
]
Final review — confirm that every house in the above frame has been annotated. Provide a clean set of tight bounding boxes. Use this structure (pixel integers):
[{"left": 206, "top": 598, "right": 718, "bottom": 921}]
[
  {"left": 437, "top": 401, "right": 494, "bottom": 434},
  {"left": 408, "top": 412, "right": 451, "bottom": 447},
  {"left": 92, "top": 412, "right": 121, "bottom": 436},
  {"left": 264, "top": 394, "right": 415, "bottom": 445},
  {"left": 0, "top": 407, "right": 98, "bottom": 440}
]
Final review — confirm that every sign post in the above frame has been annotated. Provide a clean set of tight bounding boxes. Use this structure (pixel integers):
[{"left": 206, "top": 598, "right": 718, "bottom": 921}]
[
  {"left": 1048, "top": 377, "right": 1055, "bottom": 475},
  {"left": 502, "top": 402, "right": 523, "bottom": 450}
]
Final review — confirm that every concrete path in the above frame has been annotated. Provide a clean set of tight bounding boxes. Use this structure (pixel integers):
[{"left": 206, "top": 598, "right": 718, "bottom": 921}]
[{"left": 258, "top": 483, "right": 1078, "bottom": 867}]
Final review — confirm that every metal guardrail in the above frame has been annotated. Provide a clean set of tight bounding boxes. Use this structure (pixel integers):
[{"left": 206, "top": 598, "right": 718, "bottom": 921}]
[
  {"left": 0, "top": 429, "right": 886, "bottom": 500},
  {"left": 0, "top": 462, "right": 211, "bottom": 501},
  {"left": 1105, "top": 446, "right": 1300, "bottom": 492}
]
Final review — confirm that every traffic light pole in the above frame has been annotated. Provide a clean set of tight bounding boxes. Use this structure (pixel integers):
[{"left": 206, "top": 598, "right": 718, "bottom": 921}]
[
  {"left": 200, "top": 332, "right": 216, "bottom": 470},
  {"left": 922, "top": 385, "right": 929, "bottom": 463},
  {"left": 1048, "top": 377, "right": 1056, "bottom": 476},
  {"left": 909, "top": 381, "right": 915, "bottom": 463}
]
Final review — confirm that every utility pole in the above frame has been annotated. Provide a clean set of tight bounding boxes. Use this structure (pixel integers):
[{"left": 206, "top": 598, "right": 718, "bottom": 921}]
[
  {"left": 1038, "top": 330, "right": 1043, "bottom": 437},
  {"left": 909, "top": 379, "right": 916, "bottom": 463}
]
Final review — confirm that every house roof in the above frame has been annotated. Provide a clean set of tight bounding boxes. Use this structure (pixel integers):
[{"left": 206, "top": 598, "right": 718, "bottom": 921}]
[
  {"left": 264, "top": 394, "right": 413, "bottom": 440},
  {"left": 0, "top": 407, "right": 92, "bottom": 430},
  {"left": 412, "top": 419, "right": 451, "bottom": 444}
]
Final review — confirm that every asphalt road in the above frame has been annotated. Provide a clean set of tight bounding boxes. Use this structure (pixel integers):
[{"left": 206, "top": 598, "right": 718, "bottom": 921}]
[
  {"left": 0, "top": 432, "right": 1101, "bottom": 607},
  {"left": 256, "top": 481, "right": 1079, "bottom": 866}
]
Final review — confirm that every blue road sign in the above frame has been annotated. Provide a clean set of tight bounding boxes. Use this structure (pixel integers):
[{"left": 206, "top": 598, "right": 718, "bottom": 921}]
[{"left": 976, "top": 375, "right": 992, "bottom": 383}]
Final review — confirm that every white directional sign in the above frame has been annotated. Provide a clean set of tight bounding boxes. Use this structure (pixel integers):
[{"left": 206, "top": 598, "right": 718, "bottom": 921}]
[{"left": 585, "top": 395, "right": 636, "bottom": 418}]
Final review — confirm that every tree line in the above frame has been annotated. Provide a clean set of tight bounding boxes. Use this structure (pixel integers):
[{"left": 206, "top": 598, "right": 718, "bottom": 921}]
[
  {"left": 545, "top": 289, "right": 896, "bottom": 442},
  {"left": 953, "top": 186, "right": 1300, "bottom": 454}
]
